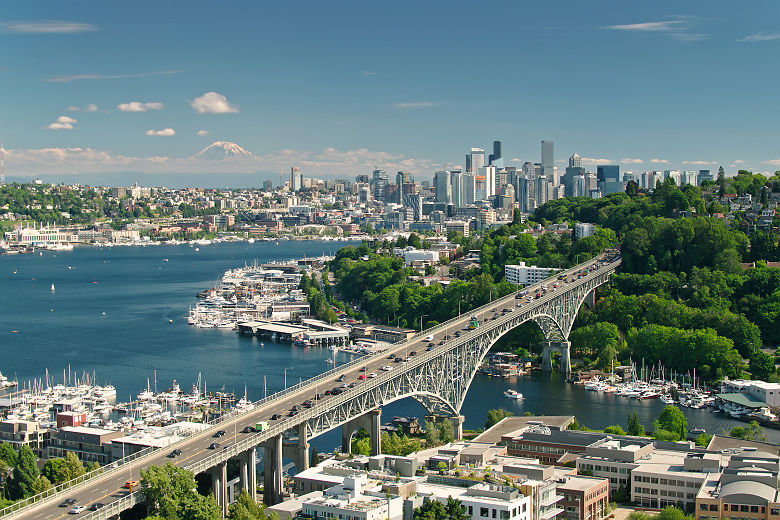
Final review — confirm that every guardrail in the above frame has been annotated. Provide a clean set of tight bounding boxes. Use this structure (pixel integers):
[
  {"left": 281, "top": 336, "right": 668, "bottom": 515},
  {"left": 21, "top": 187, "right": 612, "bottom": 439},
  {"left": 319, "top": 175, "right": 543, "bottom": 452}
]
[{"left": 1, "top": 254, "right": 618, "bottom": 518}]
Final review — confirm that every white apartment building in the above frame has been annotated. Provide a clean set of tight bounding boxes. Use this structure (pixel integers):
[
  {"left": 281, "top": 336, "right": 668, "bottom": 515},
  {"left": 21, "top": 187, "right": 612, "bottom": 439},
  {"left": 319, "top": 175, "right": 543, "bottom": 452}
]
[
  {"left": 505, "top": 262, "right": 559, "bottom": 286},
  {"left": 574, "top": 223, "right": 595, "bottom": 240},
  {"left": 300, "top": 474, "right": 404, "bottom": 520},
  {"left": 417, "top": 481, "right": 532, "bottom": 520}
]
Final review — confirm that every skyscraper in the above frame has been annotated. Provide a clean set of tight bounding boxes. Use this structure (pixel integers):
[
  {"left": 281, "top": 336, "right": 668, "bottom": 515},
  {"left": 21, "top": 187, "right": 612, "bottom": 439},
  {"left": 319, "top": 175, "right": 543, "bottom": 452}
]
[
  {"left": 468, "top": 147, "right": 485, "bottom": 173},
  {"left": 563, "top": 153, "right": 585, "bottom": 198},
  {"left": 522, "top": 162, "right": 536, "bottom": 178},
  {"left": 478, "top": 165, "right": 496, "bottom": 198},
  {"left": 597, "top": 165, "right": 622, "bottom": 194},
  {"left": 541, "top": 140, "right": 555, "bottom": 185},
  {"left": 434, "top": 170, "right": 451, "bottom": 203},
  {"left": 535, "top": 175, "right": 548, "bottom": 206},
  {"left": 396, "top": 170, "right": 413, "bottom": 187},
  {"left": 516, "top": 174, "right": 532, "bottom": 213},
  {"left": 568, "top": 152, "right": 582, "bottom": 168},
  {"left": 450, "top": 170, "right": 463, "bottom": 207},
  {"left": 372, "top": 169, "right": 388, "bottom": 201},
  {"left": 488, "top": 140, "right": 503, "bottom": 169},
  {"left": 462, "top": 172, "right": 476, "bottom": 205},
  {"left": 290, "top": 166, "right": 302, "bottom": 191}
]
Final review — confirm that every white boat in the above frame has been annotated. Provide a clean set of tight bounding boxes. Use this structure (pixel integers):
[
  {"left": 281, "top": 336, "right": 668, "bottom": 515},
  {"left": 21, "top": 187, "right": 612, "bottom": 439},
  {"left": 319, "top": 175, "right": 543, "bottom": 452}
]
[
  {"left": 504, "top": 389, "right": 523, "bottom": 400},
  {"left": 50, "top": 283, "right": 55, "bottom": 292},
  {"left": 660, "top": 394, "right": 675, "bottom": 404}
]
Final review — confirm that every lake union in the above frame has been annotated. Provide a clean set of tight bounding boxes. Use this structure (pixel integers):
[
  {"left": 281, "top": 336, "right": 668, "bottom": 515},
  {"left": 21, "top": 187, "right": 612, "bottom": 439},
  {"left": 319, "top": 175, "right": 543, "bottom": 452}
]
[{"left": 2, "top": 240, "right": 774, "bottom": 448}]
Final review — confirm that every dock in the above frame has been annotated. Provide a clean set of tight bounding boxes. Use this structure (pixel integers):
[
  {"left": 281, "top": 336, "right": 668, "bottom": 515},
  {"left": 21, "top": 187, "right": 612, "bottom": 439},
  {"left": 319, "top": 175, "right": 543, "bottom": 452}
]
[{"left": 237, "top": 319, "right": 350, "bottom": 348}]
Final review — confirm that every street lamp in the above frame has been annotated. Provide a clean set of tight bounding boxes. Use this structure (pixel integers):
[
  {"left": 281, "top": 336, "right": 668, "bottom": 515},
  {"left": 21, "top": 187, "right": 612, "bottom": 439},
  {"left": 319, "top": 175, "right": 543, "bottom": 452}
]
[
  {"left": 284, "top": 367, "right": 294, "bottom": 389},
  {"left": 419, "top": 314, "right": 428, "bottom": 333}
]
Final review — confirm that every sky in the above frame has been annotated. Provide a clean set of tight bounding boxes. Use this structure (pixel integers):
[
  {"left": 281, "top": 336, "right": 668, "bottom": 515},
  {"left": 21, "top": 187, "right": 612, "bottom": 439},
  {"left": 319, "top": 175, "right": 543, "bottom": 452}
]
[{"left": 1, "top": 0, "right": 779, "bottom": 187}]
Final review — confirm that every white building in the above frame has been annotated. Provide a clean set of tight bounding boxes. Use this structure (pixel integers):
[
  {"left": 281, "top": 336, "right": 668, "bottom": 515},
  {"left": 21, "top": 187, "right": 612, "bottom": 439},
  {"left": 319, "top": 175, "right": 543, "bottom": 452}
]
[
  {"left": 417, "top": 481, "right": 532, "bottom": 520},
  {"left": 505, "top": 262, "right": 559, "bottom": 286},
  {"left": 4, "top": 226, "right": 69, "bottom": 245},
  {"left": 721, "top": 379, "right": 780, "bottom": 408},
  {"left": 299, "top": 473, "right": 404, "bottom": 520},
  {"left": 574, "top": 223, "right": 595, "bottom": 240},
  {"left": 403, "top": 249, "right": 440, "bottom": 266}
]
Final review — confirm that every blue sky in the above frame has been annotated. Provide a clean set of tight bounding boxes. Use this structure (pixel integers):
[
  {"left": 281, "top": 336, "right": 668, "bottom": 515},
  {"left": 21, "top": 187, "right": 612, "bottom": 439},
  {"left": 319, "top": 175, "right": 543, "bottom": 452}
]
[{"left": 1, "top": 0, "right": 779, "bottom": 185}]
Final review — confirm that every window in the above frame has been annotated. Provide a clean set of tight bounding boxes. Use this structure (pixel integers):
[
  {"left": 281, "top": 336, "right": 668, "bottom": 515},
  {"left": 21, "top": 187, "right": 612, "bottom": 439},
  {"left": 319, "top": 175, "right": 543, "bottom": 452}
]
[
  {"left": 710, "top": 505, "right": 718, "bottom": 511},
  {"left": 740, "top": 506, "right": 749, "bottom": 513},
  {"left": 751, "top": 507, "right": 759, "bottom": 514},
  {"left": 469, "top": 507, "right": 473, "bottom": 515},
  {"left": 700, "top": 505, "right": 709, "bottom": 512},
  {"left": 481, "top": 508, "right": 489, "bottom": 517},
  {"left": 661, "top": 479, "right": 668, "bottom": 485},
  {"left": 770, "top": 508, "right": 778, "bottom": 516},
  {"left": 492, "top": 509, "right": 497, "bottom": 518},
  {"left": 501, "top": 512, "right": 510, "bottom": 520},
  {"left": 730, "top": 505, "right": 739, "bottom": 512},
  {"left": 522, "top": 505, "right": 527, "bottom": 513}
]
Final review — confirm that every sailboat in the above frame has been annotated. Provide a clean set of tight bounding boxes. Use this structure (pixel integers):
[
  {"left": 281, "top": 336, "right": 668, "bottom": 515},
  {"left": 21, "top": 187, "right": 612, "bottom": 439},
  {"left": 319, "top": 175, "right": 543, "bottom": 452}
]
[{"left": 50, "top": 283, "right": 55, "bottom": 292}]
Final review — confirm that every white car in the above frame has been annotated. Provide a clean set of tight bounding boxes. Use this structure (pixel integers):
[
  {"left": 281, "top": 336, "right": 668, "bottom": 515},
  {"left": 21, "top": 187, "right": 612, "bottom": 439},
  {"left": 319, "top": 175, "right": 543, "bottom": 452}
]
[
  {"left": 424, "top": 334, "right": 434, "bottom": 342},
  {"left": 380, "top": 365, "right": 393, "bottom": 371},
  {"left": 68, "top": 506, "right": 86, "bottom": 515},
  {"left": 368, "top": 372, "right": 378, "bottom": 378}
]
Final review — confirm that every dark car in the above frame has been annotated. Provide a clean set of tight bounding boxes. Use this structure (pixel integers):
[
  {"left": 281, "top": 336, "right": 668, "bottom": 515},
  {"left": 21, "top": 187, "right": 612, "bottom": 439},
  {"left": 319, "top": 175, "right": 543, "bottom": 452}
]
[
  {"left": 59, "top": 499, "right": 77, "bottom": 508},
  {"left": 426, "top": 346, "right": 434, "bottom": 351},
  {"left": 303, "top": 400, "right": 313, "bottom": 408},
  {"left": 271, "top": 413, "right": 281, "bottom": 420},
  {"left": 455, "top": 331, "right": 461, "bottom": 337},
  {"left": 168, "top": 448, "right": 182, "bottom": 458},
  {"left": 409, "top": 351, "right": 417, "bottom": 356},
  {"left": 88, "top": 503, "right": 104, "bottom": 511},
  {"left": 336, "top": 375, "right": 346, "bottom": 382},
  {"left": 288, "top": 410, "right": 298, "bottom": 417},
  {"left": 388, "top": 353, "right": 396, "bottom": 359},
  {"left": 213, "top": 430, "right": 226, "bottom": 437},
  {"left": 208, "top": 442, "right": 220, "bottom": 449},
  {"left": 394, "top": 357, "right": 403, "bottom": 362},
  {"left": 242, "top": 426, "right": 254, "bottom": 433},
  {"left": 360, "top": 367, "right": 366, "bottom": 372},
  {"left": 331, "top": 387, "right": 343, "bottom": 395},
  {"left": 291, "top": 405, "right": 299, "bottom": 412},
  {"left": 324, "top": 389, "right": 332, "bottom": 395}
]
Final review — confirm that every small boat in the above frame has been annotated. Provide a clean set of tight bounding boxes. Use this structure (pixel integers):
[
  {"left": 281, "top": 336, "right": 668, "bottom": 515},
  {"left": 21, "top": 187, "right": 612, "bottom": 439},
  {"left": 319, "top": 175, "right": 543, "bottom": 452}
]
[
  {"left": 504, "top": 389, "right": 523, "bottom": 400},
  {"left": 168, "top": 319, "right": 173, "bottom": 324},
  {"left": 325, "top": 358, "right": 335, "bottom": 365},
  {"left": 259, "top": 342, "right": 264, "bottom": 347},
  {"left": 50, "top": 283, "right": 55, "bottom": 292},
  {"left": 660, "top": 394, "right": 675, "bottom": 404}
]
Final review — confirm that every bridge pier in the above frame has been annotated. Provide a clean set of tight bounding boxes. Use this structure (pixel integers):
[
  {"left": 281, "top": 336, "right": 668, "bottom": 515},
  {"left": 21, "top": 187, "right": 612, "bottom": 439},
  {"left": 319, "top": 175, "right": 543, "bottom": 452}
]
[
  {"left": 425, "top": 415, "right": 465, "bottom": 441},
  {"left": 282, "top": 423, "right": 310, "bottom": 472},
  {"left": 584, "top": 288, "right": 596, "bottom": 309},
  {"left": 237, "top": 447, "right": 257, "bottom": 502},
  {"left": 542, "top": 340, "right": 571, "bottom": 374},
  {"left": 263, "top": 434, "right": 284, "bottom": 506},
  {"left": 209, "top": 461, "right": 229, "bottom": 517},
  {"left": 341, "top": 409, "right": 381, "bottom": 455}
]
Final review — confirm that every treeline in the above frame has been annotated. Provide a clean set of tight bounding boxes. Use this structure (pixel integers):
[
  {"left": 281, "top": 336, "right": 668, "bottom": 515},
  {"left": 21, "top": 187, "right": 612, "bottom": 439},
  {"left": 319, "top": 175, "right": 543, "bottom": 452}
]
[{"left": 0, "top": 443, "right": 99, "bottom": 507}]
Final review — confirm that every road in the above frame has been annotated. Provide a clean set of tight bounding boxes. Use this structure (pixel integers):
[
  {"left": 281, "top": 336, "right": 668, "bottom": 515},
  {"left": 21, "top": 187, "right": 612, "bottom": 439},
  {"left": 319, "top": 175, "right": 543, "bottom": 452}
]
[{"left": 15, "top": 253, "right": 620, "bottom": 519}]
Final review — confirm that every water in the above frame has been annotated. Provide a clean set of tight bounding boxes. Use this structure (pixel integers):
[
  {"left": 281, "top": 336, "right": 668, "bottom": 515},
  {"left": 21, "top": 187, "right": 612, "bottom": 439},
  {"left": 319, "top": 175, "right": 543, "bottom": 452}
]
[{"left": 1, "top": 241, "right": 775, "bottom": 449}]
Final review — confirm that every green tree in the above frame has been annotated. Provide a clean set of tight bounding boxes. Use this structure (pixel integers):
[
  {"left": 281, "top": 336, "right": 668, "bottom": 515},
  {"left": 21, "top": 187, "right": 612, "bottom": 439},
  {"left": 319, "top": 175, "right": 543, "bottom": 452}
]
[
  {"left": 445, "top": 497, "right": 468, "bottom": 520},
  {"left": 438, "top": 419, "right": 455, "bottom": 444},
  {"left": 9, "top": 446, "right": 38, "bottom": 500},
  {"left": 656, "top": 406, "right": 687, "bottom": 441},
  {"left": 414, "top": 499, "right": 448, "bottom": 520},
  {"left": 749, "top": 351, "right": 776, "bottom": 381},
  {"left": 352, "top": 437, "right": 371, "bottom": 456},
  {"left": 141, "top": 462, "right": 218, "bottom": 520},
  {"left": 485, "top": 409, "right": 514, "bottom": 429},
  {"left": 229, "top": 489, "right": 272, "bottom": 520},
  {"left": 179, "top": 492, "right": 221, "bottom": 520},
  {"left": 603, "top": 425, "right": 626, "bottom": 435},
  {"left": 656, "top": 506, "right": 695, "bottom": 520},
  {"left": 627, "top": 412, "right": 645, "bottom": 436},
  {"left": 30, "top": 476, "right": 52, "bottom": 496},
  {"left": 695, "top": 433, "right": 713, "bottom": 447},
  {"left": 0, "top": 444, "right": 16, "bottom": 466},
  {"left": 42, "top": 458, "right": 69, "bottom": 484},
  {"left": 425, "top": 420, "right": 439, "bottom": 447},
  {"left": 730, "top": 421, "right": 767, "bottom": 441}
]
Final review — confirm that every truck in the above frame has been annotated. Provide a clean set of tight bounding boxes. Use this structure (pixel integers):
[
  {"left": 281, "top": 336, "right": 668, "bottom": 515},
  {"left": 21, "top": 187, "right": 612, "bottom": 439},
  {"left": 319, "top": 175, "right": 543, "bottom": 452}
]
[
  {"left": 468, "top": 316, "right": 479, "bottom": 330},
  {"left": 255, "top": 421, "right": 269, "bottom": 432}
]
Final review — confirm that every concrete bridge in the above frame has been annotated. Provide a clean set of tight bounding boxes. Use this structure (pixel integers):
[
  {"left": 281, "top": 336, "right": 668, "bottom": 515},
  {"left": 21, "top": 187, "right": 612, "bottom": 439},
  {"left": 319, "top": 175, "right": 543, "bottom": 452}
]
[{"left": 7, "top": 254, "right": 620, "bottom": 520}]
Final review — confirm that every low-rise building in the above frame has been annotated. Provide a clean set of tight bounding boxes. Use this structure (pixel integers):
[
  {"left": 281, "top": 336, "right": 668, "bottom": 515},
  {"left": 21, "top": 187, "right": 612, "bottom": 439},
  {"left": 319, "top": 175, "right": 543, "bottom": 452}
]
[
  {"left": 556, "top": 475, "right": 609, "bottom": 520},
  {"left": 0, "top": 419, "right": 47, "bottom": 456},
  {"left": 505, "top": 263, "right": 559, "bottom": 286},
  {"left": 48, "top": 426, "right": 124, "bottom": 464}
]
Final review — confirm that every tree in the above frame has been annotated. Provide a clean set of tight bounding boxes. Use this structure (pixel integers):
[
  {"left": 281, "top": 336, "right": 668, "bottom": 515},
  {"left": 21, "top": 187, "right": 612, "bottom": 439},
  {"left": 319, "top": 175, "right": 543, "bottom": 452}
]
[
  {"left": 626, "top": 412, "right": 645, "bottom": 436},
  {"left": 485, "top": 409, "right": 513, "bottom": 429},
  {"left": 9, "top": 446, "right": 38, "bottom": 500},
  {"left": 656, "top": 506, "right": 695, "bottom": 520},
  {"left": 414, "top": 499, "right": 448, "bottom": 520},
  {"left": 30, "top": 476, "right": 52, "bottom": 496},
  {"left": 445, "top": 497, "right": 469, "bottom": 520},
  {"left": 749, "top": 351, "right": 775, "bottom": 381},
  {"left": 438, "top": 419, "right": 455, "bottom": 444},
  {"left": 656, "top": 406, "right": 687, "bottom": 441},
  {"left": 603, "top": 425, "right": 626, "bottom": 435},
  {"left": 0, "top": 444, "right": 16, "bottom": 467},
  {"left": 42, "top": 458, "right": 69, "bottom": 484},
  {"left": 63, "top": 452, "right": 85, "bottom": 481},
  {"left": 352, "top": 436, "right": 371, "bottom": 456},
  {"left": 695, "top": 433, "right": 713, "bottom": 447},
  {"left": 425, "top": 420, "right": 439, "bottom": 447},
  {"left": 309, "top": 446, "right": 319, "bottom": 468},
  {"left": 613, "top": 482, "right": 630, "bottom": 503},
  {"left": 0, "top": 459, "right": 8, "bottom": 500},
  {"left": 730, "top": 421, "right": 767, "bottom": 441},
  {"left": 229, "top": 489, "right": 270, "bottom": 520},
  {"left": 140, "top": 462, "right": 218, "bottom": 520}
]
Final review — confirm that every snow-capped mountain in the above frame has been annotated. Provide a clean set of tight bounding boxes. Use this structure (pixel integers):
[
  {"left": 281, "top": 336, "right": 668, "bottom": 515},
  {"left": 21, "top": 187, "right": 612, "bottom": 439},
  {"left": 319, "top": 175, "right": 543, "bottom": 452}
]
[{"left": 193, "top": 141, "right": 254, "bottom": 160}]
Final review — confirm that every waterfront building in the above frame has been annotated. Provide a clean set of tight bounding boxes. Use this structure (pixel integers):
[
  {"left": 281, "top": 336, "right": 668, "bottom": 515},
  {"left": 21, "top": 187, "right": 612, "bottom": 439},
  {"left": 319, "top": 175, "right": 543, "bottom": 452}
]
[
  {"left": 48, "top": 426, "right": 123, "bottom": 465},
  {"left": 505, "top": 262, "right": 559, "bottom": 286},
  {"left": 0, "top": 419, "right": 47, "bottom": 456}
]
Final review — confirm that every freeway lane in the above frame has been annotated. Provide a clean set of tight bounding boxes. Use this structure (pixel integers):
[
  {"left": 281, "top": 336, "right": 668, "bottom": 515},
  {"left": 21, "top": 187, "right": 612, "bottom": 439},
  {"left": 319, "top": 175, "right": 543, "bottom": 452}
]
[{"left": 15, "top": 253, "right": 620, "bottom": 520}]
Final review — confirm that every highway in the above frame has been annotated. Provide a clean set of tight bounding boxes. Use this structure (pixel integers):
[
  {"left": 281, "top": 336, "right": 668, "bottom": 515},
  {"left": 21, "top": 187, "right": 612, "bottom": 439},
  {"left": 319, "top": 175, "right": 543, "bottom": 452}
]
[{"left": 14, "top": 252, "right": 620, "bottom": 520}]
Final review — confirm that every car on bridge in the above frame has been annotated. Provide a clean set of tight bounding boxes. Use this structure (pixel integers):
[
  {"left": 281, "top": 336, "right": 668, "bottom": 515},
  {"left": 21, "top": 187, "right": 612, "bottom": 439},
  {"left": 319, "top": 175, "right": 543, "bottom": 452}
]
[
  {"left": 168, "top": 449, "right": 182, "bottom": 458},
  {"left": 242, "top": 426, "right": 254, "bottom": 433},
  {"left": 380, "top": 365, "right": 392, "bottom": 371},
  {"left": 331, "top": 387, "right": 343, "bottom": 395},
  {"left": 424, "top": 334, "right": 434, "bottom": 342},
  {"left": 59, "top": 498, "right": 77, "bottom": 508},
  {"left": 357, "top": 374, "right": 365, "bottom": 380},
  {"left": 271, "top": 413, "right": 281, "bottom": 420},
  {"left": 88, "top": 503, "right": 104, "bottom": 511},
  {"left": 125, "top": 480, "right": 139, "bottom": 490},
  {"left": 336, "top": 375, "right": 346, "bottom": 382},
  {"left": 209, "top": 443, "right": 220, "bottom": 449},
  {"left": 68, "top": 505, "right": 86, "bottom": 514},
  {"left": 368, "top": 372, "right": 378, "bottom": 378},
  {"left": 214, "top": 430, "right": 226, "bottom": 437}
]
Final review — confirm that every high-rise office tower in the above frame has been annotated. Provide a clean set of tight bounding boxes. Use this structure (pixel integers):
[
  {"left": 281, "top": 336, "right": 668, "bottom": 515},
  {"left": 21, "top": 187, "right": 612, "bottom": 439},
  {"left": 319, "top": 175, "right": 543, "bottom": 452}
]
[
  {"left": 434, "top": 170, "right": 452, "bottom": 203},
  {"left": 568, "top": 152, "right": 582, "bottom": 168},
  {"left": 572, "top": 175, "right": 586, "bottom": 197},
  {"left": 541, "top": 140, "right": 555, "bottom": 185},
  {"left": 522, "top": 162, "right": 536, "bottom": 178},
  {"left": 468, "top": 147, "right": 485, "bottom": 173},
  {"left": 597, "top": 165, "right": 622, "bottom": 194},
  {"left": 488, "top": 140, "right": 503, "bottom": 169},
  {"left": 450, "top": 170, "right": 464, "bottom": 207},
  {"left": 516, "top": 174, "right": 532, "bottom": 213},
  {"left": 291, "top": 166, "right": 302, "bottom": 191},
  {"left": 263, "top": 179, "right": 273, "bottom": 192},
  {"left": 404, "top": 193, "right": 423, "bottom": 220},
  {"left": 478, "top": 166, "right": 497, "bottom": 198},
  {"left": 372, "top": 169, "right": 388, "bottom": 201},
  {"left": 535, "top": 175, "right": 548, "bottom": 206},
  {"left": 697, "top": 170, "right": 713, "bottom": 185},
  {"left": 462, "top": 172, "right": 476, "bottom": 205},
  {"left": 396, "top": 170, "right": 413, "bottom": 187}
]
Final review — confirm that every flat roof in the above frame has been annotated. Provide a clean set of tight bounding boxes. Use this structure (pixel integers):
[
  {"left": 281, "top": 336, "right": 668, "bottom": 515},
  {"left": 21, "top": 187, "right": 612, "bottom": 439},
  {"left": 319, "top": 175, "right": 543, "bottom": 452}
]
[
  {"left": 716, "top": 393, "right": 767, "bottom": 408},
  {"left": 473, "top": 416, "right": 575, "bottom": 444},
  {"left": 60, "top": 425, "right": 116, "bottom": 436},
  {"left": 707, "top": 435, "right": 780, "bottom": 456}
]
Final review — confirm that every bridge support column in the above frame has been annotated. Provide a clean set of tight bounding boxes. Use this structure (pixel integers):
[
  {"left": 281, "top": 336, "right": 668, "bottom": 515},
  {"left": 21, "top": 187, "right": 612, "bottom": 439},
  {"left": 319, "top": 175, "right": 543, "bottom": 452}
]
[
  {"left": 584, "top": 288, "right": 596, "bottom": 309},
  {"left": 241, "top": 447, "right": 257, "bottom": 502},
  {"left": 263, "top": 434, "right": 283, "bottom": 506},
  {"left": 296, "top": 422, "right": 310, "bottom": 472},
  {"left": 341, "top": 409, "right": 381, "bottom": 455},
  {"left": 210, "top": 462, "right": 229, "bottom": 517},
  {"left": 542, "top": 340, "right": 572, "bottom": 374}
]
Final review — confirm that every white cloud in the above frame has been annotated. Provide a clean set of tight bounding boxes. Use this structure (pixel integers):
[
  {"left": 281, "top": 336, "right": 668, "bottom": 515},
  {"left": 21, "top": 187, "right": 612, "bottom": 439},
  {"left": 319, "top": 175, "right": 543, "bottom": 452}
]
[
  {"left": 650, "top": 158, "right": 670, "bottom": 164},
  {"left": 2, "top": 145, "right": 438, "bottom": 177},
  {"left": 196, "top": 130, "right": 209, "bottom": 136},
  {"left": 190, "top": 92, "right": 239, "bottom": 114},
  {"left": 763, "top": 159, "right": 780, "bottom": 166},
  {"left": 1, "top": 20, "right": 97, "bottom": 34},
  {"left": 393, "top": 101, "right": 437, "bottom": 108},
  {"left": 682, "top": 160, "right": 716, "bottom": 165},
  {"left": 621, "top": 158, "right": 643, "bottom": 164},
  {"left": 580, "top": 157, "right": 614, "bottom": 166},
  {"left": 605, "top": 16, "right": 707, "bottom": 41},
  {"left": 66, "top": 104, "right": 99, "bottom": 112},
  {"left": 47, "top": 115, "right": 77, "bottom": 130},
  {"left": 145, "top": 128, "right": 176, "bottom": 136},
  {"left": 117, "top": 101, "right": 164, "bottom": 112},
  {"left": 46, "top": 70, "right": 180, "bottom": 83},
  {"left": 738, "top": 33, "right": 780, "bottom": 42},
  {"left": 733, "top": 160, "right": 745, "bottom": 164}
]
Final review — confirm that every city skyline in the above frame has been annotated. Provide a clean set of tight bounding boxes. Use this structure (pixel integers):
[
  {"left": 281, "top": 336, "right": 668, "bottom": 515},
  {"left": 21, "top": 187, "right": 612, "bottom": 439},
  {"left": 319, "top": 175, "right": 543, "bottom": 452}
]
[{"left": 1, "top": 0, "right": 779, "bottom": 185}]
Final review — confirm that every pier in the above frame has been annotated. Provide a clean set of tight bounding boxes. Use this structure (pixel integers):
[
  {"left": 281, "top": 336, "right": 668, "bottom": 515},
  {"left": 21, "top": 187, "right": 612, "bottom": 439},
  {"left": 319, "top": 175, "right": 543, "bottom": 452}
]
[{"left": 237, "top": 319, "right": 350, "bottom": 347}]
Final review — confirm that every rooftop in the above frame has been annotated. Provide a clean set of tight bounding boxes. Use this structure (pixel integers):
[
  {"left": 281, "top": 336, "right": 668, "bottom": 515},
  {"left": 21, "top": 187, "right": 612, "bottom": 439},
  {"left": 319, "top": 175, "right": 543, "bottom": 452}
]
[{"left": 473, "top": 416, "right": 575, "bottom": 444}]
